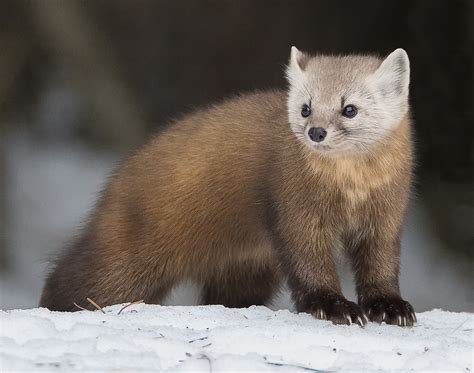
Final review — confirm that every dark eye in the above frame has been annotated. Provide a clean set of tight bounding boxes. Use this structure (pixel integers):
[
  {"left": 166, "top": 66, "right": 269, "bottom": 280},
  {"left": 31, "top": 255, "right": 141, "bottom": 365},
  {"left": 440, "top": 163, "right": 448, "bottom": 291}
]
[
  {"left": 342, "top": 105, "right": 357, "bottom": 118},
  {"left": 301, "top": 104, "right": 311, "bottom": 118}
]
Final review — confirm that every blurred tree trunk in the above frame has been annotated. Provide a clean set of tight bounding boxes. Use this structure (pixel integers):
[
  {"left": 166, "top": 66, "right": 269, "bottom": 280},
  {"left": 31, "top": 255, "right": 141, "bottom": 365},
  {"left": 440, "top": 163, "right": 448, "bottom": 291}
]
[{"left": 27, "top": 0, "right": 147, "bottom": 150}]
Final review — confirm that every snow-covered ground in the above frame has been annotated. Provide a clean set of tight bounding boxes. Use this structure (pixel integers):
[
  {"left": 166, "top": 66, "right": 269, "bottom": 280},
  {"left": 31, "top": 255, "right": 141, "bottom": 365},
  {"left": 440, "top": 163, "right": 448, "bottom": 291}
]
[{"left": 0, "top": 305, "right": 472, "bottom": 372}]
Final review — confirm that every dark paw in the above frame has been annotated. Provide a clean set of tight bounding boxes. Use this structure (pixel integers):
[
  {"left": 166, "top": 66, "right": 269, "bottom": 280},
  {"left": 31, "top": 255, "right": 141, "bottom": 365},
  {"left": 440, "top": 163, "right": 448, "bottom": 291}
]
[
  {"left": 303, "top": 293, "right": 368, "bottom": 326},
  {"left": 361, "top": 297, "right": 416, "bottom": 326}
]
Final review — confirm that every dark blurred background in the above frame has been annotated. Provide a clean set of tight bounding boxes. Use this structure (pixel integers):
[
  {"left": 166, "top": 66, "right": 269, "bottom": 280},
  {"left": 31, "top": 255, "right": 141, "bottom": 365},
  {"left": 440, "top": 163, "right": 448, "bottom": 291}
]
[{"left": 1, "top": 0, "right": 472, "bottom": 311}]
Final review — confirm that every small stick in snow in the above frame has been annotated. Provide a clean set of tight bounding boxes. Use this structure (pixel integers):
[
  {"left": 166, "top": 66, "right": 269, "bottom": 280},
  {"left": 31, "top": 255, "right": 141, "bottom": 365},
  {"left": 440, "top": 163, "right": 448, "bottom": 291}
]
[
  {"left": 188, "top": 336, "right": 208, "bottom": 343},
  {"left": 86, "top": 297, "right": 106, "bottom": 314},
  {"left": 197, "top": 353, "right": 212, "bottom": 372},
  {"left": 118, "top": 299, "right": 144, "bottom": 315},
  {"left": 265, "top": 361, "right": 323, "bottom": 372}
]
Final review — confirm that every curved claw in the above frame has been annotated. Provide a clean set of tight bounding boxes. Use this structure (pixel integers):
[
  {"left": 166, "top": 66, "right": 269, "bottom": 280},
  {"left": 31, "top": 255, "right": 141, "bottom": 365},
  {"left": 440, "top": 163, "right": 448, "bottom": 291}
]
[
  {"left": 304, "top": 293, "right": 368, "bottom": 327},
  {"left": 362, "top": 297, "right": 416, "bottom": 327}
]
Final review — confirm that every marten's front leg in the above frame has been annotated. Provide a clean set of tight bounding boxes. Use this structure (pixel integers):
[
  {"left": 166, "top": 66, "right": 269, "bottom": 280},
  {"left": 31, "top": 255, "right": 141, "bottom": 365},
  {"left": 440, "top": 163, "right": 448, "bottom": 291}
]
[
  {"left": 349, "top": 227, "right": 416, "bottom": 327},
  {"left": 275, "top": 227, "right": 367, "bottom": 326}
]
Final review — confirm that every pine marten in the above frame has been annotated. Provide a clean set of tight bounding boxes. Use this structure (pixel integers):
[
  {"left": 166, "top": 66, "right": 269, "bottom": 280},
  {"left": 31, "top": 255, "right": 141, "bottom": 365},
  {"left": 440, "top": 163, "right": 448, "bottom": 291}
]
[{"left": 40, "top": 47, "right": 416, "bottom": 327}]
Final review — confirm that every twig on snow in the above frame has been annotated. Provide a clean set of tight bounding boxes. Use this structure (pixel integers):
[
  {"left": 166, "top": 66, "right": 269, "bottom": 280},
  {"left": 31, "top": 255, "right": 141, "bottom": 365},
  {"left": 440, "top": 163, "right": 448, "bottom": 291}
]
[
  {"left": 197, "top": 353, "right": 212, "bottom": 373},
  {"left": 265, "top": 361, "right": 324, "bottom": 372},
  {"left": 118, "top": 299, "right": 144, "bottom": 315},
  {"left": 188, "top": 336, "right": 208, "bottom": 343}
]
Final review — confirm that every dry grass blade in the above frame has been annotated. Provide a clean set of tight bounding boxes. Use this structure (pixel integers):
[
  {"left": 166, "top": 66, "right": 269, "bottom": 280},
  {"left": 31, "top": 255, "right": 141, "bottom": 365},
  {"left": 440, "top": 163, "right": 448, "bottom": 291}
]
[
  {"left": 73, "top": 302, "right": 89, "bottom": 311},
  {"left": 86, "top": 297, "right": 106, "bottom": 314},
  {"left": 118, "top": 300, "right": 144, "bottom": 315}
]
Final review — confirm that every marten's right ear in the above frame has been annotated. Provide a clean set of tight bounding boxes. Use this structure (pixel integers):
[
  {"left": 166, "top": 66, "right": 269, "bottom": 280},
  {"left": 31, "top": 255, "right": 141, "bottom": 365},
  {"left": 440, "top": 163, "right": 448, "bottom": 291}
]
[
  {"left": 286, "top": 46, "right": 309, "bottom": 83},
  {"left": 290, "top": 46, "right": 309, "bottom": 71}
]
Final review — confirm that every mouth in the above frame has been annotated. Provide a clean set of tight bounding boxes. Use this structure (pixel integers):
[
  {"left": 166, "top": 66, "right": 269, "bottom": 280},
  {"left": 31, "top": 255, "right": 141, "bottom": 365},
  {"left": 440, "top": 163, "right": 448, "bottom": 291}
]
[
  {"left": 302, "top": 132, "right": 347, "bottom": 156},
  {"left": 301, "top": 137, "right": 335, "bottom": 154},
  {"left": 309, "top": 142, "right": 333, "bottom": 151}
]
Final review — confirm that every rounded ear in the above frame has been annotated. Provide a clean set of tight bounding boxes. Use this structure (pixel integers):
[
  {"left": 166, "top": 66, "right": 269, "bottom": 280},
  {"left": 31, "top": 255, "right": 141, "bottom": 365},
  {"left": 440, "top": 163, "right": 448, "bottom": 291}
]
[{"left": 372, "top": 48, "right": 410, "bottom": 99}]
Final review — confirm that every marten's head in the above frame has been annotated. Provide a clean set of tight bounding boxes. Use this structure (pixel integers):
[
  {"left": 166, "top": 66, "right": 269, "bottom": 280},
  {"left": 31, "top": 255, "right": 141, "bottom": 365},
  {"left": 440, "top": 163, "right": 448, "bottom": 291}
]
[{"left": 286, "top": 47, "right": 410, "bottom": 158}]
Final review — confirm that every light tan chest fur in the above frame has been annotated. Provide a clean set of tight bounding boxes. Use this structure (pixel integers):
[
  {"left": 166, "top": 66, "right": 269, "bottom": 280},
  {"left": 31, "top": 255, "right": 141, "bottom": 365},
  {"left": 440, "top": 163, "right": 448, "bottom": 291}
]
[{"left": 308, "top": 118, "right": 411, "bottom": 208}]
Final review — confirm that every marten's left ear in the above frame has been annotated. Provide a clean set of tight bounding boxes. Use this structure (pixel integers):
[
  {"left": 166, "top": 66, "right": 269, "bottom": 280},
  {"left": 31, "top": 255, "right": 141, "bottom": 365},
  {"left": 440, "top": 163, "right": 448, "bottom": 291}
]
[{"left": 372, "top": 48, "right": 410, "bottom": 99}]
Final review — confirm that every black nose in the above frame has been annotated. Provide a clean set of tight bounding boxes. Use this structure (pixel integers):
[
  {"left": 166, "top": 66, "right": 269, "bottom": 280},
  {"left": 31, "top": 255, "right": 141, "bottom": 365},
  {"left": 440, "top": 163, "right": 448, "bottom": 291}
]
[{"left": 308, "top": 127, "right": 327, "bottom": 143}]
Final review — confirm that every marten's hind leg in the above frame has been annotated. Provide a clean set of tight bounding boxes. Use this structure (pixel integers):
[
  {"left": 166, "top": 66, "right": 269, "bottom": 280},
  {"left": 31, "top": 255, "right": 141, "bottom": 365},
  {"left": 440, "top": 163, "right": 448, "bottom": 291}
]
[
  {"left": 40, "top": 236, "right": 177, "bottom": 311},
  {"left": 41, "top": 258, "right": 176, "bottom": 311},
  {"left": 200, "top": 260, "right": 281, "bottom": 308}
]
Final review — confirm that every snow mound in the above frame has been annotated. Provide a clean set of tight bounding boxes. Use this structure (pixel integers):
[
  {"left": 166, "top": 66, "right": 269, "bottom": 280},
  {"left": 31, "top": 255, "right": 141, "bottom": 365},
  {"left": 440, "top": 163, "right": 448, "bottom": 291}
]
[{"left": 0, "top": 305, "right": 472, "bottom": 372}]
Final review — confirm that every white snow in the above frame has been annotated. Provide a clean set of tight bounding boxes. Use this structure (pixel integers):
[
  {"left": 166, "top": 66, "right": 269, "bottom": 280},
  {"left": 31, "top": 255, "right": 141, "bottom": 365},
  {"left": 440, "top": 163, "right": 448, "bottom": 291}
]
[{"left": 1, "top": 305, "right": 472, "bottom": 372}]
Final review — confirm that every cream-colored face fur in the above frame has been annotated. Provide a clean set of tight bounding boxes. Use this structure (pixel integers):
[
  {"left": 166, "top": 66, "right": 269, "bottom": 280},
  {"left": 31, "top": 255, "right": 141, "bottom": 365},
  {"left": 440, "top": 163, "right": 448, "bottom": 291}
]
[{"left": 286, "top": 47, "right": 410, "bottom": 157}]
